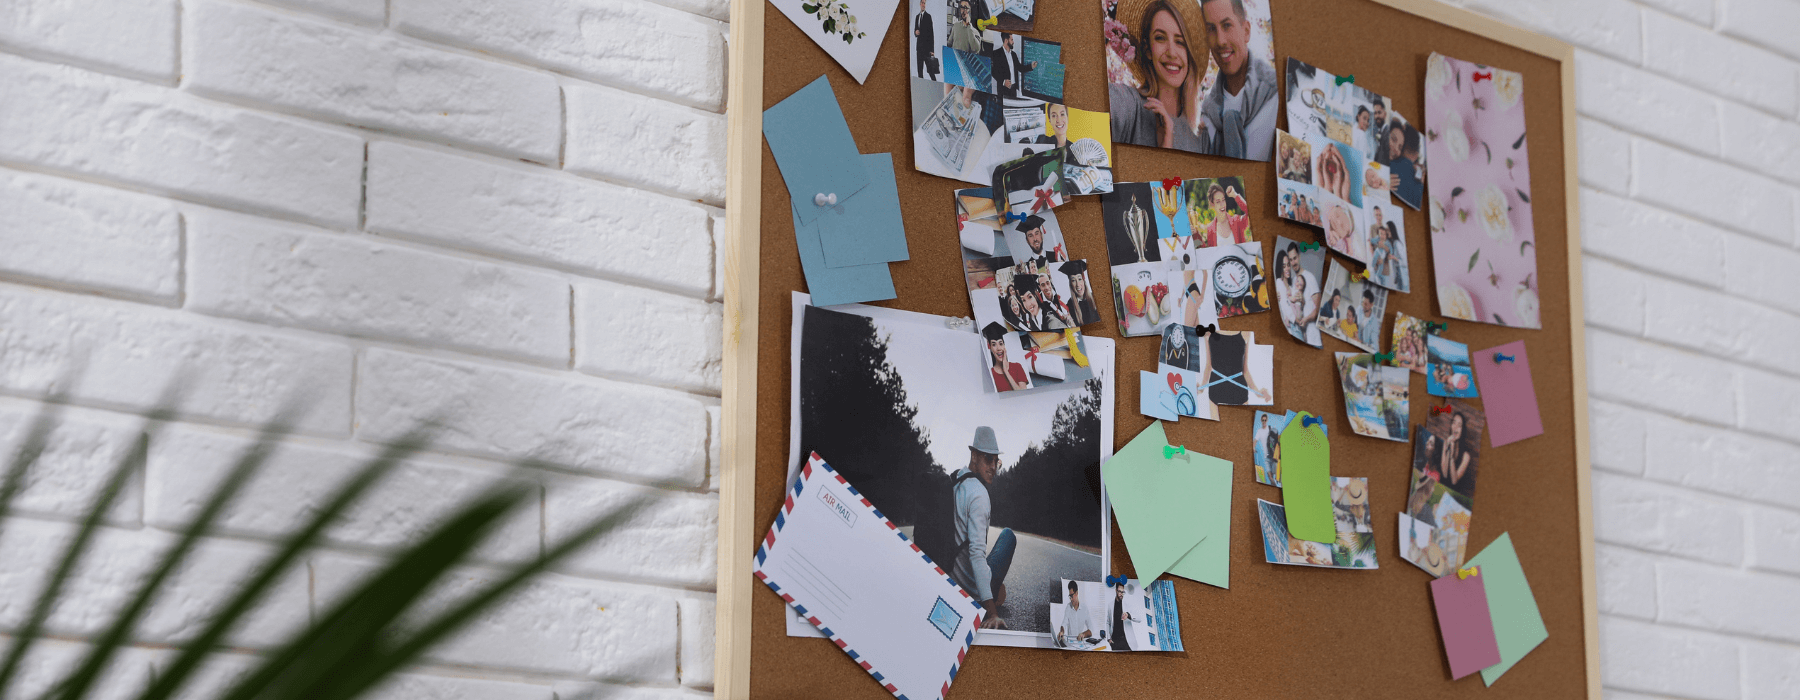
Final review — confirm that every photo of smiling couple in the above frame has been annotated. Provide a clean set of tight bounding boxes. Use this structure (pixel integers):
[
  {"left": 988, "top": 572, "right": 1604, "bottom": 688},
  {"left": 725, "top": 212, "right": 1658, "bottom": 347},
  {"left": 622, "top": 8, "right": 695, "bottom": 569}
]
[{"left": 1101, "top": 0, "right": 1277, "bottom": 160}]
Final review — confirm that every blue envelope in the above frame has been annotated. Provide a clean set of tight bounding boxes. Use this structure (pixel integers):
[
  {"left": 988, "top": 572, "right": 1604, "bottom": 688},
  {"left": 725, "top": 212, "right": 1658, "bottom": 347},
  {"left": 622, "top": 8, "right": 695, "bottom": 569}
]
[{"left": 764, "top": 76, "right": 870, "bottom": 227}]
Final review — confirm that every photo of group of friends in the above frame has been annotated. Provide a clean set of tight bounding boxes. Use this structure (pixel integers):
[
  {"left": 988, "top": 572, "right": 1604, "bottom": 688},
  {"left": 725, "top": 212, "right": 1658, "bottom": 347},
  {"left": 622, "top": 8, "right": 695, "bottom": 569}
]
[
  {"left": 1249, "top": 408, "right": 1327, "bottom": 487},
  {"left": 1270, "top": 236, "right": 1325, "bottom": 347},
  {"left": 1145, "top": 326, "right": 1273, "bottom": 421},
  {"left": 1336, "top": 351, "right": 1411, "bottom": 442},
  {"left": 1425, "top": 52, "right": 1540, "bottom": 329},
  {"left": 1400, "top": 399, "right": 1485, "bottom": 577},
  {"left": 1100, "top": 0, "right": 1278, "bottom": 160},
  {"left": 1255, "top": 484, "right": 1379, "bottom": 570},
  {"left": 1099, "top": 178, "right": 1267, "bottom": 338},
  {"left": 1318, "top": 259, "right": 1389, "bottom": 352}
]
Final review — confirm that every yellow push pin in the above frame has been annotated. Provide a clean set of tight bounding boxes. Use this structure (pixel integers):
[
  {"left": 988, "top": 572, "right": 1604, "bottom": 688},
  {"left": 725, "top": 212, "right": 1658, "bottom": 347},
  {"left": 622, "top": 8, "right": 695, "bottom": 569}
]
[{"left": 1456, "top": 565, "right": 1479, "bottom": 580}]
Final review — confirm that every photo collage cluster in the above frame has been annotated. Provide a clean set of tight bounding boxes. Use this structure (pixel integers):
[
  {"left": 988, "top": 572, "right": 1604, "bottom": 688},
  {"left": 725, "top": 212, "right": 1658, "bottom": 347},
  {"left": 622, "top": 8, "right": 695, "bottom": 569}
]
[
  {"left": 1099, "top": 177, "right": 1266, "bottom": 339},
  {"left": 1249, "top": 411, "right": 1379, "bottom": 570},
  {"left": 1277, "top": 58, "right": 1417, "bottom": 295},
  {"left": 758, "top": 0, "right": 1562, "bottom": 688},
  {"left": 957, "top": 188, "right": 1105, "bottom": 395},
  {"left": 1401, "top": 399, "right": 1486, "bottom": 577},
  {"left": 911, "top": 0, "right": 1117, "bottom": 201}
]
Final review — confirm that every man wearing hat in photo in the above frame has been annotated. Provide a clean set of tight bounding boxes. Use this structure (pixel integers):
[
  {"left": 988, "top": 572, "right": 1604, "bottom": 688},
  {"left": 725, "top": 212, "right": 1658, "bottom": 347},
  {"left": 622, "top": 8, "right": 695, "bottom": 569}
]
[
  {"left": 954, "top": 425, "right": 1017, "bottom": 630},
  {"left": 982, "top": 322, "right": 1030, "bottom": 392},
  {"left": 1061, "top": 260, "right": 1102, "bottom": 326}
]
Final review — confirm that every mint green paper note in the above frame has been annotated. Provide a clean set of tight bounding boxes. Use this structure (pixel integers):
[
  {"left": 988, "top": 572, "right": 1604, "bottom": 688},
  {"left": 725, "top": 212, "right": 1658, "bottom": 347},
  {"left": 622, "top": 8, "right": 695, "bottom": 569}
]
[
  {"left": 1162, "top": 451, "right": 1232, "bottom": 589},
  {"left": 1279, "top": 411, "right": 1333, "bottom": 543},
  {"left": 1468, "top": 533, "right": 1549, "bottom": 685},
  {"left": 1102, "top": 421, "right": 1228, "bottom": 585}
]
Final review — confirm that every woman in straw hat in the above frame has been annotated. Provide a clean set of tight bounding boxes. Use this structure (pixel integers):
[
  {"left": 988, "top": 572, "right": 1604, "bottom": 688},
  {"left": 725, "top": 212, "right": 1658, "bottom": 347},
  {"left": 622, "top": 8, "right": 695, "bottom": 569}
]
[{"left": 1107, "top": 0, "right": 1208, "bottom": 153}]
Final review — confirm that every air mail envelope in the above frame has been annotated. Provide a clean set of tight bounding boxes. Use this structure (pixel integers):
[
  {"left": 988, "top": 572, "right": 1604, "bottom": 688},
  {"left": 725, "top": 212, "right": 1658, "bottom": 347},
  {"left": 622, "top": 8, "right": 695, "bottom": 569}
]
[{"left": 755, "top": 452, "right": 984, "bottom": 700}]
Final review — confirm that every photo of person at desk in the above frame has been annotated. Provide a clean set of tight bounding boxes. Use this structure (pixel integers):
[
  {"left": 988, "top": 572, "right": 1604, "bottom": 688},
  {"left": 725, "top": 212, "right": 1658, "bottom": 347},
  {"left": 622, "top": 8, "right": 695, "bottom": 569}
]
[{"left": 1055, "top": 580, "right": 1104, "bottom": 648}]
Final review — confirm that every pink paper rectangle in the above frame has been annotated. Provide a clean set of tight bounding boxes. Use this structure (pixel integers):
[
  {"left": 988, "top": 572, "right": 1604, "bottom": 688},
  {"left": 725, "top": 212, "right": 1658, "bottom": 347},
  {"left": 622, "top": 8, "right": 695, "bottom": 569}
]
[
  {"left": 1472, "top": 340, "right": 1544, "bottom": 447},
  {"left": 1432, "top": 571, "right": 1502, "bottom": 680}
]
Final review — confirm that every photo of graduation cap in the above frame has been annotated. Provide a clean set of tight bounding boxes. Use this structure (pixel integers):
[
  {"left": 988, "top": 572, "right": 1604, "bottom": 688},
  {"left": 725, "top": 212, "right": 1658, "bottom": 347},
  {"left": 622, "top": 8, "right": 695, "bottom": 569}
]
[
  {"left": 1017, "top": 214, "right": 1047, "bottom": 232},
  {"left": 981, "top": 321, "right": 1009, "bottom": 341},
  {"left": 1011, "top": 272, "right": 1042, "bottom": 293},
  {"left": 1058, "top": 260, "right": 1088, "bottom": 276}
]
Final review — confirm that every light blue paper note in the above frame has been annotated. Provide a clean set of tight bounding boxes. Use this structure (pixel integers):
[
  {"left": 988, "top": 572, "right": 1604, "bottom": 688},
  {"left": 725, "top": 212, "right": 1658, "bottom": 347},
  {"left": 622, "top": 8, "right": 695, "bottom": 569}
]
[
  {"left": 764, "top": 76, "right": 870, "bottom": 226},
  {"left": 818, "top": 153, "right": 911, "bottom": 268},
  {"left": 793, "top": 202, "right": 896, "bottom": 307}
]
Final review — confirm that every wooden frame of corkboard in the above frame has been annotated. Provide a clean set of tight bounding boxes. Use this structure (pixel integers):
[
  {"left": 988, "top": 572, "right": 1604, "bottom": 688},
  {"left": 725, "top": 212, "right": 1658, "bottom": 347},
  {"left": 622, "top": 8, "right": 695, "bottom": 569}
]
[{"left": 716, "top": 0, "right": 1596, "bottom": 697}]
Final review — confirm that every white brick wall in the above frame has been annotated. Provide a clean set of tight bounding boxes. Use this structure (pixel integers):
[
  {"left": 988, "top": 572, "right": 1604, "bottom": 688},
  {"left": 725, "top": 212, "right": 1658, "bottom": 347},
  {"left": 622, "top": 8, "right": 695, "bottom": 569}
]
[
  {"left": 0, "top": 0, "right": 1793, "bottom": 697},
  {"left": 0, "top": 0, "right": 723, "bottom": 695},
  {"left": 1436, "top": 0, "right": 1800, "bottom": 697}
]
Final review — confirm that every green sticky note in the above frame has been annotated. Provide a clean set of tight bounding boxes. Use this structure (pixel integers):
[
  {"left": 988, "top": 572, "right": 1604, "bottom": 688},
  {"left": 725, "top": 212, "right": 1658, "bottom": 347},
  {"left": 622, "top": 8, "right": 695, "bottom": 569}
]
[
  {"left": 1468, "top": 533, "right": 1548, "bottom": 685},
  {"left": 1102, "top": 422, "right": 1231, "bottom": 586},
  {"left": 1279, "top": 411, "right": 1333, "bottom": 543},
  {"left": 1162, "top": 452, "right": 1232, "bottom": 589}
]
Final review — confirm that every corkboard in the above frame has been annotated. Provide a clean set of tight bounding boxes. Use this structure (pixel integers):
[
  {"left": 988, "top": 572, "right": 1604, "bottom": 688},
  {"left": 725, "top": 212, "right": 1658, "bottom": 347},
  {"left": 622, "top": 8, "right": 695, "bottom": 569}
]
[{"left": 716, "top": 0, "right": 1595, "bottom": 697}]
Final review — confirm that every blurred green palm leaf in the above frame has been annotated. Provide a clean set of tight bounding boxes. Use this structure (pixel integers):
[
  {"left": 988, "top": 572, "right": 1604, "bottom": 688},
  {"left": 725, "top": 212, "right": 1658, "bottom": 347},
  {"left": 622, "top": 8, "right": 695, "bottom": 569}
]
[{"left": 0, "top": 400, "right": 651, "bottom": 700}]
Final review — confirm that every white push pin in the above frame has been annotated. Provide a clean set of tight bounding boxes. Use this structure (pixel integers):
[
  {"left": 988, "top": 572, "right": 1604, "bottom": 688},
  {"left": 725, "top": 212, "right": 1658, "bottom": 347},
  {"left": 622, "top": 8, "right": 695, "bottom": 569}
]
[{"left": 814, "top": 192, "right": 838, "bottom": 207}]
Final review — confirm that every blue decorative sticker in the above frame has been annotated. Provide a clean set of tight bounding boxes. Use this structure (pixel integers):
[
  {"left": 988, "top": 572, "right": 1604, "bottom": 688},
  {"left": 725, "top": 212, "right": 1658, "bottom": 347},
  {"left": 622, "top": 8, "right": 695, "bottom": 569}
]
[{"left": 927, "top": 596, "right": 962, "bottom": 640}]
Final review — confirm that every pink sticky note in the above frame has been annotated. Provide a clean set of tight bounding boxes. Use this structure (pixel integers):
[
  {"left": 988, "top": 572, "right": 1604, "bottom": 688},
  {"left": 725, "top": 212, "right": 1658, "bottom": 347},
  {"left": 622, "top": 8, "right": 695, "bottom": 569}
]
[
  {"left": 1472, "top": 341, "right": 1544, "bottom": 447},
  {"left": 1431, "top": 570, "right": 1502, "bottom": 680}
]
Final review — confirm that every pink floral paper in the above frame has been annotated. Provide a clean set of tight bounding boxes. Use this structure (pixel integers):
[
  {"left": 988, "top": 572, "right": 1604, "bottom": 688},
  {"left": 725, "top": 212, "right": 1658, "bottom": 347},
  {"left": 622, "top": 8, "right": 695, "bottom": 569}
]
[{"left": 1424, "top": 53, "right": 1540, "bottom": 329}]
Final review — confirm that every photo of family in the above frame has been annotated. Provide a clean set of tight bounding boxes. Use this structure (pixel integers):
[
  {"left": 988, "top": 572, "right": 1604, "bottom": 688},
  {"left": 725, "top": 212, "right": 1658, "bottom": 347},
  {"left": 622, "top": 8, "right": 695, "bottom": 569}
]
[
  {"left": 1365, "top": 200, "right": 1410, "bottom": 292},
  {"left": 1100, "top": 0, "right": 1278, "bottom": 160},
  {"left": 1256, "top": 498, "right": 1378, "bottom": 569},
  {"left": 1271, "top": 236, "right": 1325, "bottom": 347},
  {"left": 1389, "top": 312, "right": 1429, "bottom": 374},
  {"left": 795, "top": 302, "right": 1114, "bottom": 641},
  {"left": 1276, "top": 180, "right": 1321, "bottom": 226},
  {"left": 1318, "top": 259, "right": 1389, "bottom": 351},
  {"left": 1426, "top": 334, "right": 1479, "bottom": 398},
  {"left": 1425, "top": 52, "right": 1539, "bottom": 328},
  {"left": 1336, "top": 352, "right": 1410, "bottom": 442}
]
